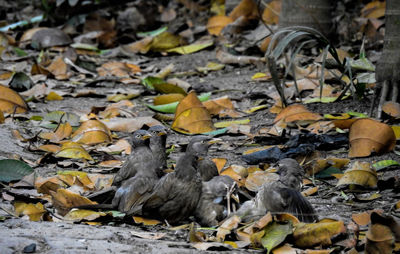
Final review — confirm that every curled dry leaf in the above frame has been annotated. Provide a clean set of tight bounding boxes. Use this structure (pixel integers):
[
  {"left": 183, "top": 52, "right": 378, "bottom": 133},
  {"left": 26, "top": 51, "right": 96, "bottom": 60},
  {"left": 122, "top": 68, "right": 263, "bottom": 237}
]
[
  {"left": 72, "top": 120, "right": 112, "bottom": 145},
  {"left": 50, "top": 188, "right": 97, "bottom": 216},
  {"left": 172, "top": 91, "right": 214, "bottom": 134},
  {"left": 203, "top": 96, "right": 242, "bottom": 118},
  {"left": 39, "top": 122, "right": 72, "bottom": 143},
  {"left": 336, "top": 161, "right": 377, "bottom": 188},
  {"left": 0, "top": 85, "right": 29, "bottom": 114},
  {"left": 274, "top": 104, "right": 322, "bottom": 126},
  {"left": 382, "top": 101, "right": 400, "bottom": 118},
  {"left": 293, "top": 220, "right": 346, "bottom": 248},
  {"left": 154, "top": 93, "right": 185, "bottom": 105},
  {"left": 217, "top": 215, "right": 241, "bottom": 242},
  {"left": 349, "top": 118, "right": 396, "bottom": 157},
  {"left": 55, "top": 141, "right": 94, "bottom": 161},
  {"left": 45, "top": 56, "right": 69, "bottom": 80},
  {"left": 207, "top": 15, "right": 233, "bottom": 36}
]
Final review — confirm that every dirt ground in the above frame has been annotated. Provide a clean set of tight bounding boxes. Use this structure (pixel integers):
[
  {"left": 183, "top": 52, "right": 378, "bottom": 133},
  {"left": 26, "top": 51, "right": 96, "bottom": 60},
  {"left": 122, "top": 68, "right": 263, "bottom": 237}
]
[{"left": 1, "top": 34, "right": 399, "bottom": 253}]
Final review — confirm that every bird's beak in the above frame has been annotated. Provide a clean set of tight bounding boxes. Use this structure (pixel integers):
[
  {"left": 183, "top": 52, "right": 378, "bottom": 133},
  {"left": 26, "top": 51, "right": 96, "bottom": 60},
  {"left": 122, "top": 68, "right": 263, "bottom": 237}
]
[
  {"left": 231, "top": 193, "right": 240, "bottom": 203},
  {"left": 158, "top": 131, "right": 167, "bottom": 136},
  {"left": 208, "top": 138, "right": 221, "bottom": 145},
  {"left": 142, "top": 134, "right": 152, "bottom": 140}
]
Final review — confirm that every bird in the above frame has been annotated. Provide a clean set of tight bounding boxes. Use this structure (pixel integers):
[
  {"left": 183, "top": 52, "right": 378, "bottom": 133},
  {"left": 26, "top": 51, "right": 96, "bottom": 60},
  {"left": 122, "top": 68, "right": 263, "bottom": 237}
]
[
  {"left": 255, "top": 158, "right": 317, "bottom": 223},
  {"left": 276, "top": 158, "right": 304, "bottom": 191},
  {"left": 195, "top": 175, "right": 238, "bottom": 226},
  {"left": 236, "top": 158, "right": 317, "bottom": 223},
  {"left": 197, "top": 157, "right": 219, "bottom": 181},
  {"left": 136, "top": 136, "right": 210, "bottom": 225},
  {"left": 112, "top": 130, "right": 153, "bottom": 187},
  {"left": 148, "top": 125, "right": 168, "bottom": 177}
]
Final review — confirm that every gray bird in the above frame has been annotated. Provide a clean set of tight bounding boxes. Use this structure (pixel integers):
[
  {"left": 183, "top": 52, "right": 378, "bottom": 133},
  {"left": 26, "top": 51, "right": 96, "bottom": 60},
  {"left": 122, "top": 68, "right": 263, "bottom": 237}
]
[
  {"left": 195, "top": 175, "right": 239, "bottom": 226},
  {"left": 236, "top": 158, "right": 317, "bottom": 223},
  {"left": 277, "top": 158, "right": 304, "bottom": 191},
  {"left": 148, "top": 125, "right": 168, "bottom": 177},
  {"left": 137, "top": 136, "right": 209, "bottom": 225},
  {"left": 112, "top": 130, "right": 153, "bottom": 186},
  {"left": 197, "top": 157, "right": 219, "bottom": 181}
]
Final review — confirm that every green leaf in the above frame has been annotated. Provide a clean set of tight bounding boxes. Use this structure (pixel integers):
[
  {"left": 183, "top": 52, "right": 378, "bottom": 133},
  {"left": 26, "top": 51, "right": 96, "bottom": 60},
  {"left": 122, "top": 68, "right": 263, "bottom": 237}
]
[
  {"left": 373, "top": 160, "right": 400, "bottom": 171},
  {"left": 315, "top": 166, "right": 342, "bottom": 179},
  {"left": 349, "top": 57, "right": 375, "bottom": 71},
  {"left": 261, "top": 221, "right": 292, "bottom": 254},
  {"left": 141, "top": 76, "right": 165, "bottom": 90},
  {"left": 146, "top": 92, "right": 211, "bottom": 113},
  {"left": 13, "top": 47, "right": 28, "bottom": 57},
  {"left": 0, "top": 159, "right": 34, "bottom": 183},
  {"left": 137, "top": 26, "right": 168, "bottom": 38},
  {"left": 214, "top": 119, "right": 250, "bottom": 128},
  {"left": 166, "top": 41, "right": 213, "bottom": 55},
  {"left": 346, "top": 111, "right": 368, "bottom": 118}
]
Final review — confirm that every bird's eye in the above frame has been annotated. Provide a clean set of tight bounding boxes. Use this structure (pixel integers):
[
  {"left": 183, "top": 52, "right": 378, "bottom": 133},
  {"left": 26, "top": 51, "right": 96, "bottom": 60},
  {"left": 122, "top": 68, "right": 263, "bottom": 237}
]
[{"left": 136, "top": 134, "right": 140, "bottom": 138}]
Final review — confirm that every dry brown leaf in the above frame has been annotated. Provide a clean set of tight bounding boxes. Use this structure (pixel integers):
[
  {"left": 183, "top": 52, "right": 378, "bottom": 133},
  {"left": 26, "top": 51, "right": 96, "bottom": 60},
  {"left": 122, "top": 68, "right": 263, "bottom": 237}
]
[
  {"left": 0, "top": 85, "right": 29, "bottom": 114},
  {"left": 211, "top": 158, "right": 227, "bottom": 173},
  {"left": 337, "top": 161, "right": 377, "bottom": 188},
  {"left": 39, "top": 122, "right": 72, "bottom": 143},
  {"left": 133, "top": 216, "right": 161, "bottom": 225},
  {"left": 229, "top": 0, "right": 259, "bottom": 21},
  {"left": 64, "top": 209, "right": 106, "bottom": 222},
  {"left": 72, "top": 120, "right": 112, "bottom": 145},
  {"left": 50, "top": 188, "right": 97, "bottom": 216},
  {"left": 302, "top": 186, "right": 318, "bottom": 197},
  {"left": 382, "top": 101, "right": 400, "bottom": 118},
  {"left": 35, "top": 176, "right": 65, "bottom": 194},
  {"left": 203, "top": 96, "right": 242, "bottom": 118},
  {"left": 361, "top": 1, "right": 386, "bottom": 19},
  {"left": 352, "top": 211, "right": 372, "bottom": 226},
  {"left": 262, "top": 0, "right": 281, "bottom": 25},
  {"left": 307, "top": 157, "right": 350, "bottom": 176},
  {"left": 172, "top": 91, "right": 214, "bottom": 134},
  {"left": 97, "top": 61, "right": 141, "bottom": 77},
  {"left": 349, "top": 118, "right": 396, "bottom": 157},
  {"left": 45, "top": 56, "right": 69, "bottom": 80},
  {"left": 293, "top": 220, "right": 346, "bottom": 248},
  {"left": 366, "top": 223, "right": 394, "bottom": 254},
  {"left": 207, "top": 15, "right": 234, "bottom": 36},
  {"left": 220, "top": 165, "right": 247, "bottom": 187},
  {"left": 272, "top": 244, "right": 297, "bottom": 254},
  {"left": 121, "top": 37, "right": 153, "bottom": 54},
  {"left": 274, "top": 104, "right": 322, "bottom": 126},
  {"left": 217, "top": 215, "right": 241, "bottom": 241}
]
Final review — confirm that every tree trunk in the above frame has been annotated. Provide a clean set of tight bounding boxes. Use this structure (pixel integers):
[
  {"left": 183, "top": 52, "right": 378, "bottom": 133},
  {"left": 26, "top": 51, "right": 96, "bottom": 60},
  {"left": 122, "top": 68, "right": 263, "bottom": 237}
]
[
  {"left": 279, "top": 0, "right": 333, "bottom": 37},
  {"left": 376, "top": 0, "right": 400, "bottom": 83}
]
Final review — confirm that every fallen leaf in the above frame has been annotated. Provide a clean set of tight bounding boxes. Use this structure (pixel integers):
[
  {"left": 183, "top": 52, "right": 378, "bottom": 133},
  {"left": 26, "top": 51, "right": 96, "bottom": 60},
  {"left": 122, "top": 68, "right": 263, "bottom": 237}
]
[
  {"left": 72, "top": 120, "right": 112, "bottom": 145},
  {"left": 101, "top": 117, "right": 162, "bottom": 133},
  {"left": 130, "top": 230, "right": 166, "bottom": 240},
  {"left": 0, "top": 85, "right": 29, "bottom": 113},
  {"left": 207, "top": 15, "right": 233, "bottom": 36},
  {"left": 97, "top": 61, "right": 141, "bottom": 77},
  {"left": 64, "top": 209, "right": 106, "bottom": 222},
  {"left": 153, "top": 93, "right": 185, "bottom": 105},
  {"left": 293, "top": 220, "right": 346, "bottom": 248},
  {"left": 14, "top": 201, "right": 46, "bottom": 221},
  {"left": 229, "top": 0, "right": 259, "bottom": 20},
  {"left": 382, "top": 101, "right": 400, "bottom": 118},
  {"left": 39, "top": 122, "right": 72, "bottom": 143},
  {"left": 55, "top": 141, "right": 94, "bottom": 161},
  {"left": 217, "top": 215, "right": 241, "bottom": 241},
  {"left": 274, "top": 104, "right": 322, "bottom": 125},
  {"left": 262, "top": 0, "right": 281, "bottom": 24},
  {"left": 167, "top": 40, "right": 213, "bottom": 55},
  {"left": 349, "top": 118, "right": 396, "bottom": 157},
  {"left": 172, "top": 91, "right": 214, "bottom": 134},
  {"left": 337, "top": 161, "right": 378, "bottom": 188},
  {"left": 203, "top": 96, "right": 242, "bottom": 117},
  {"left": 50, "top": 188, "right": 97, "bottom": 216},
  {"left": 133, "top": 216, "right": 161, "bottom": 225}
]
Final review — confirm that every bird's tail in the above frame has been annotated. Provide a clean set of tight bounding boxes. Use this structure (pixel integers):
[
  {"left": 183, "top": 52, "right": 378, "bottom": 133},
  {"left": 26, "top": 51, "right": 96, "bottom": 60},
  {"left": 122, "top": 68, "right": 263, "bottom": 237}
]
[{"left": 286, "top": 188, "right": 318, "bottom": 223}]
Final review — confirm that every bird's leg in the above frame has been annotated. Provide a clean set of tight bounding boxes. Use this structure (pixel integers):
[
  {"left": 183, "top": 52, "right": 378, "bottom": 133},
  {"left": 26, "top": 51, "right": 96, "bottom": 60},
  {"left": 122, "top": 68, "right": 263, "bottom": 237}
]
[
  {"left": 164, "top": 219, "right": 171, "bottom": 227},
  {"left": 226, "top": 185, "right": 231, "bottom": 216}
]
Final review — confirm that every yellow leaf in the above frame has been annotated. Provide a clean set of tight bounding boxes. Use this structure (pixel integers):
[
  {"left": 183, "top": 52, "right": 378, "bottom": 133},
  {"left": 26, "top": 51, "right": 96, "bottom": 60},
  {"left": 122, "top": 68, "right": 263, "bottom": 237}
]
[
  {"left": 154, "top": 93, "right": 185, "bottom": 105},
  {"left": 55, "top": 141, "right": 94, "bottom": 160},
  {"left": 46, "top": 91, "right": 63, "bottom": 101},
  {"left": 64, "top": 209, "right": 106, "bottom": 221},
  {"left": 14, "top": 201, "right": 46, "bottom": 221},
  {"left": 133, "top": 216, "right": 161, "bottom": 225},
  {"left": 167, "top": 41, "right": 213, "bottom": 55}
]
